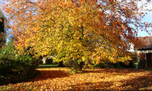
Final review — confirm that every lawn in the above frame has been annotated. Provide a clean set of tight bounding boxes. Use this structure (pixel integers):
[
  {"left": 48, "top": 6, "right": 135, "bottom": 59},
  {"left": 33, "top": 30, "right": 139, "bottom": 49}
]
[
  {"left": 0, "top": 67, "right": 152, "bottom": 90},
  {"left": 38, "top": 64, "right": 59, "bottom": 68}
]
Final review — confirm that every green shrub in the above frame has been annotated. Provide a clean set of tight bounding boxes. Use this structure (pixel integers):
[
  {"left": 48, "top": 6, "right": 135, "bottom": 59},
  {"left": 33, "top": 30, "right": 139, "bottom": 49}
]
[
  {"left": 0, "top": 41, "right": 39, "bottom": 85},
  {"left": 115, "top": 61, "right": 135, "bottom": 68},
  {"left": 70, "top": 69, "right": 78, "bottom": 74},
  {"left": 94, "top": 61, "right": 135, "bottom": 68}
]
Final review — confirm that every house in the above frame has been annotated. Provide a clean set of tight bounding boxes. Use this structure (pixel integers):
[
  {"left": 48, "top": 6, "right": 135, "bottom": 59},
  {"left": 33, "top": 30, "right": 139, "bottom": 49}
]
[{"left": 135, "top": 36, "right": 152, "bottom": 68}]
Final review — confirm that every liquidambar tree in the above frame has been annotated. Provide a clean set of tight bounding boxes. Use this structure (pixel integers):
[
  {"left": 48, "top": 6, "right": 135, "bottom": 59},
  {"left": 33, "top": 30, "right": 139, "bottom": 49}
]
[{"left": 2, "top": 0, "right": 152, "bottom": 70}]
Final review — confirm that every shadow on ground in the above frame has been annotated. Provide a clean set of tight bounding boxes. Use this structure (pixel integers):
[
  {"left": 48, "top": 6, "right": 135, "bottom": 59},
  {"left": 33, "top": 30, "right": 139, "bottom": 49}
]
[
  {"left": 83, "top": 68, "right": 145, "bottom": 74},
  {"left": 28, "top": 70, "right": 70, "bottom": 82}
]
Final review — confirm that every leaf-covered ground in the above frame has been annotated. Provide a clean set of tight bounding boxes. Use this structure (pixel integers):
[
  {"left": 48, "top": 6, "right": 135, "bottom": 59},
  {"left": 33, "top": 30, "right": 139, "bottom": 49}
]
[{"left": 1, "top": 68, "right": 152, "bottom": 90}]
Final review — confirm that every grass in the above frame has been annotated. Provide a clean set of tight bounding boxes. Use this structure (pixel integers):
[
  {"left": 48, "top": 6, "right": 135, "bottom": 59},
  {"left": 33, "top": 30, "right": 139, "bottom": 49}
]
[
  {"left": 0, "top": 68, "right": 152, "bottom": 90},
  {"left": 38, "top": 64, "right": 59, "bottom": 68}
]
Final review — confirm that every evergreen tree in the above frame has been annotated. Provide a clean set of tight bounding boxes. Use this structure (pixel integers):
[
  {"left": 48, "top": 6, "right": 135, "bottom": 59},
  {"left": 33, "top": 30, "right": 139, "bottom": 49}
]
[{"left": 0, "top": 10, "right": 6, "bottom": 48}]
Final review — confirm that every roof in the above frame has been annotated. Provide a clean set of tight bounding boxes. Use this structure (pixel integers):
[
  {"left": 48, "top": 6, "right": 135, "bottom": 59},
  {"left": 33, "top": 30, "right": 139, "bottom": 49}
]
[{"left": 135, "top": 36, "right": 152, "bottom": 50}]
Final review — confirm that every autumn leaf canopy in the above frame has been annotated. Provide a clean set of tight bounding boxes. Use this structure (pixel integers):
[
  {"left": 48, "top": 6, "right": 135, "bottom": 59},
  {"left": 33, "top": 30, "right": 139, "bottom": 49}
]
[{"left": 1, "top": 0, "right": 152, "bottom": 64}]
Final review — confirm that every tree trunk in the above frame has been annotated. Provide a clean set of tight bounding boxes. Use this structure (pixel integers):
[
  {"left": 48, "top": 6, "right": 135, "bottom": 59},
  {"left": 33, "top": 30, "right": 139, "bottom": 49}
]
[
  {"left": 58, "top": 61, "right": 65, "bottom": 67},
  {"left": 71, "top": 61, "right": 84, "bottom": 71}
]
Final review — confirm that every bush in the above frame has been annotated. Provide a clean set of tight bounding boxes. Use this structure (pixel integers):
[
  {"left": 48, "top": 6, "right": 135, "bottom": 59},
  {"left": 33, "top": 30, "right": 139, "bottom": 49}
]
[
  {"left": 94, "top": 61, "right": 135, "bottom": 68},
  {"left": 94, "top": 62, "right": 115, "bottom": 68},
  {"left": 0, "top": 41, "right": 39, "bottom": 85},
  {"left": 115, "top": 61, "right": 135, "bottom": 68},
  {"left": 93, "top": 63, "right": 106, "bottom": 68}
]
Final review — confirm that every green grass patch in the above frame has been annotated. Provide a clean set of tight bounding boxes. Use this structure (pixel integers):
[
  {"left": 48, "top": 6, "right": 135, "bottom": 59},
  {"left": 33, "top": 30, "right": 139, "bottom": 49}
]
[
  {"left": 38, "top": 64, "right": 58, "bottom": 68},
  {"left": 134, "top": 63, "right": 138, "bottom": 66}
]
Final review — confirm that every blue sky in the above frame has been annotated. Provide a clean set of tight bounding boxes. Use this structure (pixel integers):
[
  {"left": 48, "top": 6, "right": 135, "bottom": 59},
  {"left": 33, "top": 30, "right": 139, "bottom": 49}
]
[
  {"left": 138, "top": 12, "right": 152, "bottom": 37},
  {"left": 137, "top": 1, "right": 152, "bottom": 37},
  {"left": 138, "top": 21, "right": 152, "bottom": 37}
]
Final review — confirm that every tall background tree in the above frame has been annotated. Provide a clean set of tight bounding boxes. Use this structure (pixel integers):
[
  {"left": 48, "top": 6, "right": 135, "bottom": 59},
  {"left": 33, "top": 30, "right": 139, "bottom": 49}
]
[
  {"left": 0, "top": 10, "right": 6, "bottom": 48},
  {"left": 1, "top": 0, "right": 152, "bottom": 70}
]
